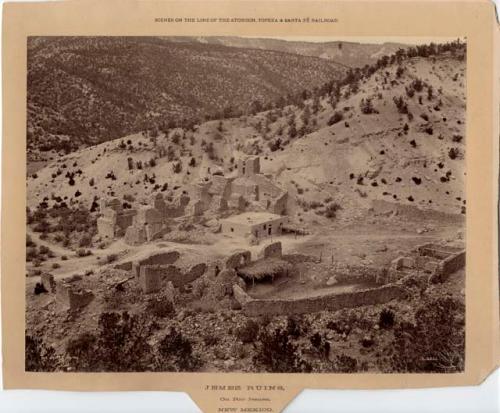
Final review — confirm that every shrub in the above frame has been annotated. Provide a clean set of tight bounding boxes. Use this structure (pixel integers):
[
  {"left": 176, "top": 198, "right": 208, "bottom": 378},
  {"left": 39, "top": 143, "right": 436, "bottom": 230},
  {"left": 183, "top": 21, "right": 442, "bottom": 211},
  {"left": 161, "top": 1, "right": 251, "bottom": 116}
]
[
  {"left": 105, "top": 254, "right": 118, "bottom": 263},
  {"left": 390, "top": 297, "right": 464, "bottom": 373},
  {"left": 26, "top": 335, "right": 57, "bottom": 371},
  {"left": 76, "top": 249, "right": 92, "bottom": 257},
  {"left": 448, "top": 147, "right": 461, "bottom": 160},
  {"left": 324, "top": 202, "right": 341, "bottom": 219},
  {"left": 52, "top": 262, "right": 61, "bottom": 269},
  {"left": 146, "top": 298, "right": 174, "bottom": 318},
  {"left": 203, "top": 334, "right": 218, "bottom": 346},
  {"left": 66, "top": 312, "right": 155, "bottom": 372},
  {"left": 236, "top": 319, "right": 260, "bottom": 343},
  {"left": 253, "top": 327, "right": 311, "bottom": 373},
  {"left": 334, "top": 354, "right": 358, "bottom": 373},
  {"left": 327, "top": 111, "right": 343, "bottom": 126},
  {"left": 359, "top": 98, "right": 378, "bottom": 114},
  {"left": 79, "top": 232, "right": 93, "bottom": 248},
  {"left": 155, "top": 328, "right": 201, "bottom": 372},
  {"left": 26, "top": 234, "right": 35, "bottom": 247},
  {"left": 286, "top": 315, "right": 306, "bottom": 338},
  {"left": 34, "top": 282, "right": 48, "bottom": 295},
  {"left": 379, "top": 308, "right": 395, "bottom": 329},
  {"left": 172, "top": 162, "right": 182, "bottom": 174},
  {"left": 393, "top": 96, "right": 409, "bottom": 114}
]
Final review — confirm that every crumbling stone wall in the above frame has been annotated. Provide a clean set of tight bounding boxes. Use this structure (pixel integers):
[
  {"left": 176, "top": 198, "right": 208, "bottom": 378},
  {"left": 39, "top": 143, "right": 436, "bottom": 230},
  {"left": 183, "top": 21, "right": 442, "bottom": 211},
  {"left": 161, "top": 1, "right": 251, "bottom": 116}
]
[
  {"left": 430, "top": 250, "right": 466, "bottom": 283},
  {"left": 139, "top": 266, "right": 162, "bottom": 293},
  {"left": 125, "top": 225, "right": 147, "bottom": 246},
  {"left": 56, "top": 283, "right": 94, "bottom": 310},
  {"left": 269, "top": 192, "right": 288, "bottom": 215},
  {"left": 115, "top": 210, "right": 137, "bottom": 236},
  {"left": 235, "top": 284, "right": 406, "bottom": 316},
  {"left": 209, "top": 176, "right": 234, "bottom": 199},
  {"left": 258, "top": 241, "right": 282, "bottom": 259},
  {"left": 97, "top": 216, "right": 116, "bottom": 239},
  {"left": 41, "top": 273, "right": 56, "bottom": 293},
  {"left": 237, "top": 156, "right": 260, "bottom": 177},
  {"left": 132, "top": 251, "right": 181, "bottom": 278},
  {"left": 224, "top": 250, "right": 252, "bottom": 269},
  {"left": 138, "top": 262, "right": 207, "bottom": 289},
  {"left": 187, "top": 263, "right": 208, "bottom": 280},
  {"left": 391, "top": 256, "right": 416, "bottom": 271},
  {"left": 228, "top": 194, "right": 246, "bottom": 211},
  {"left": 232, "top": 284, "right": 252, "bottom": 305}
]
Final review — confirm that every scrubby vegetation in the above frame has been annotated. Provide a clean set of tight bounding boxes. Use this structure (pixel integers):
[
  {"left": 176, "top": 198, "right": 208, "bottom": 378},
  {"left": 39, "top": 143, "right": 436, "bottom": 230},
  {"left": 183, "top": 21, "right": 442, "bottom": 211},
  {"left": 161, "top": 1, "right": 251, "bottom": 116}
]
[{"left": 27, "top": 204, "right": 97, "bottom": 249}]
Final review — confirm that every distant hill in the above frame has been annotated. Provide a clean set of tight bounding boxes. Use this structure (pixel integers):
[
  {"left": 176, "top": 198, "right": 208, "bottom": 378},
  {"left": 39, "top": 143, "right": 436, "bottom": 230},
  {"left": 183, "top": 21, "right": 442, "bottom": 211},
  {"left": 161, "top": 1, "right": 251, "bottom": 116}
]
[
  {"left": 28, "top": 42, "right": 467, "bottom": 217},
  {"left": 166, "top": 36, "right": 410, "bottom": 68},
  {"left": 27, "top": 37, "right": 345, "bottom": 158}
]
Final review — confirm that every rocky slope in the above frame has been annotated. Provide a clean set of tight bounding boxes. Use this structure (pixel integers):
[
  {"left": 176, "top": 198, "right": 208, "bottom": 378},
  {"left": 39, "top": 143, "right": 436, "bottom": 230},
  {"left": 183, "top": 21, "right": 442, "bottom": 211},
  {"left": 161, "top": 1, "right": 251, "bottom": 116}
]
[
  {"left": 28, "top": 44, "right": 466, "bottom": 218},
  {"left": 27, "top": 37, "right": 345, "bottom": 157}
]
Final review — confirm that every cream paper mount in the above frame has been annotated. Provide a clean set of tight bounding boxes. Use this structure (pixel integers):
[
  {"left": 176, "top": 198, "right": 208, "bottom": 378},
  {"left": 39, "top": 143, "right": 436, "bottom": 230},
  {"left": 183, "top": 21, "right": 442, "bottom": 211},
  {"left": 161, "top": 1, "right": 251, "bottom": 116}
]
[{"left": 2, "top": 1, "right": 499, "bottom": 412}]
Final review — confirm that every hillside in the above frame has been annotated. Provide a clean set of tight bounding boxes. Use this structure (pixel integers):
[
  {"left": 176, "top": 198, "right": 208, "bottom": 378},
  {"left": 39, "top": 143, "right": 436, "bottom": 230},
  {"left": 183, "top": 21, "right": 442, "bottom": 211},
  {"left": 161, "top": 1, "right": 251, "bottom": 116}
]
[
  {"left": 28, "top": 45, "right": 466, "bottom": 222},
  {"left": 27, "top": 37, "right": 345, "bottom": 158},
  {"left": 167, "top": 36, "right": 409, "bottom": 68}
]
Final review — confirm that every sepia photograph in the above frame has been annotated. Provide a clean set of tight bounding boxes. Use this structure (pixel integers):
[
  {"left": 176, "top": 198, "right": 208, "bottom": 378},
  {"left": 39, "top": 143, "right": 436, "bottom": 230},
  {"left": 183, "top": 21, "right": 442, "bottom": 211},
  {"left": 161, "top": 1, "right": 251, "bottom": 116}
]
[{"left": 25, "top": 36, "right": 466, "bottom": 374}]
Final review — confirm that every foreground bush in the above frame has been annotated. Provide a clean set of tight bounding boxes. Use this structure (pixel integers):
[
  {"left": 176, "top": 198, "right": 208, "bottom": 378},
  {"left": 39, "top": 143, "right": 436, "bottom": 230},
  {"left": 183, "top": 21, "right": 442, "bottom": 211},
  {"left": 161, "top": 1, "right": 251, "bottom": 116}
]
[
  {"left": 389, "top": 297, "right": 464, "bottom": 372},
  {"left": 26, "top": 335, "right": 57, "bottom": 371},
  {"left": 66, "top": 312, "right": 155, "bottom": 371},
  {"left": 253, "top": 327, "right": 311, "bottom": 373}
]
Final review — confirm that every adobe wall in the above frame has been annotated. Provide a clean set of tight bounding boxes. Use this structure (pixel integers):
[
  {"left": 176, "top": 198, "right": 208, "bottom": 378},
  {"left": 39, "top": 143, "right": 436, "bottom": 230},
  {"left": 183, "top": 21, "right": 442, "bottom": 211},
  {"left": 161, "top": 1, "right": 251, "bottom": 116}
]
[
  {"left": 115, "top": 210, "right": 136, "bottom": 233},
  {"left": 139, "top": 266, "right": 163, "bottom": 293},
  {"left": 251, "top": 217, "right": 286, "bottom": 239},
  {"left": 270, "top": 192, "right": 288, "bottom": 215},
  {"left": 56, "top": 283, "right": 94, "bottom": 310},
  {"left": 132, "top": 251, "right": 181, "bottom": 277},
  {"left": 225, "top": 250, "right": 252, "bottom": 270},
  {"left": 258, "top": 241, "right": 282, "bottom": 259},
  {"left": 221, "top": 220, "right": 252, "bottom": 237},
  {"left": 209, "top": 176, "right": 233, "bottom": 199},
  {"left": 253, "top": 174, "right": 283, "bottom": 199},
  {"left": 231, "top": 181, "right": 258, "bottom": 201},
  {"left": 41, "top": 273, "right": 56, "bottom": 293},
  {"left": 431, "top": 250, "right": 466, "bottom": 283},
  {"left": 139, "top": 262, "right": 207, "bottom": 289},
  {"left": 125, "top": 225, "right": 147, "bottom": 246},
  {"left": 97, "top": 217, "right": 115, "bottom": 239},
  {"left": 236, "top": 284, "right": 406, "bottom": 316},
  {"left": 227, "top": 194, "right": 245, "bottom": 211}
]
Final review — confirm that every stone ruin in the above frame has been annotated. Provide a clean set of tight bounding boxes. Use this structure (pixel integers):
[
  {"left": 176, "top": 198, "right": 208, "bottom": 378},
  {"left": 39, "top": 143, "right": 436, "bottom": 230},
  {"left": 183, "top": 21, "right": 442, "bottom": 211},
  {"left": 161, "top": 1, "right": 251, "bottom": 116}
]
[
  {"left": 188, "top": 155, "right": 288, "bottom": 217},
  {"left": 131, "top": 250, "right": 208, "bottom": 294},
  {"left": 97, "top": 198, "right": 137, "bottom": 239},
  {"left": 388, "top": 242, "right": 465, "bottom": 284},
  {"left": 96, "top": 156, "right": 288, "bottom": 246},
  {"left": 48, "top": 275, "right": 95, "bottom": 311},
  {"left": 97, "top": 192, "right": 191, "bottom": 245}
]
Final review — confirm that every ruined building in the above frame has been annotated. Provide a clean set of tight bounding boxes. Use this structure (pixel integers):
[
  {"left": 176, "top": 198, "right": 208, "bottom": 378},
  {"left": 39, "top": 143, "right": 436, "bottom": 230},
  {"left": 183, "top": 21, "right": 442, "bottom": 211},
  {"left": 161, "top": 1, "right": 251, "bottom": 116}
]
[
  {"left": 97, "top": 198, "right": 137, "bottom": 239},
  {"left": 188, "top": 156, "right": 288, "bottom": 217},
  {"left": 97, "top": 156, "right": 288, "bottom": 245},
  {"left": 97, "top": 193, "right": 190, "bottom": 245},
  {"left": 124, "top": 193, "right": 190, "bottom": 245}
]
